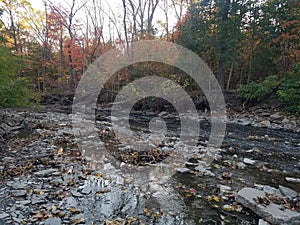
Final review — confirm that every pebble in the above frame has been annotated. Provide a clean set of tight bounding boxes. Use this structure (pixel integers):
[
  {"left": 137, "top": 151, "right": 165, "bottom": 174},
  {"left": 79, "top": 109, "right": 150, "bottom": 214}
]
[
  {"left": 243, "top": 158, "right": 255, "bottom": 165},
  {"left": 285, "top": 177, "right": 300, "bottom": 183},
  {"left": 218, "top": 184, "right": 232, "bottom": 191},
  {"left": 16, "top": 200, "right": 31, "bottom": 205},
  {"left": 162, "top": 146, "right": 171, "bottom": 152},
  {"left": 237, "top": 162, "right": 246, "bottom": 169},
  {"left": 0, "top": 213, "right": 10, "bottom": 219},
  {"left": 71, "top": 190, "right": 83, "bottom": 197},
  {"left": 194, "top": 166, "right": 215, "bottom": 177},
  {"left": 11, "top": 190, "right": 27, "bottom": 197},
  {"left": 34, "top": 169, "right": 57, "bottom": 177},
  {"left": 31, "top": 197, "right": 46, "bottom": 205},
  {"left": 44, "top": 217, "right": 62, "bottom": 225},
  {"left": 260, "top": 120, "right": 271, "bottom": 127},
  {"left": 258, "top": 219, "right": 270, "bottom": 225},
  {"left": 176, "top": 168, "right": 190, "bottom": 174},
  {"left": 81, "top": 186, "right": 92, "bottom": 195}
]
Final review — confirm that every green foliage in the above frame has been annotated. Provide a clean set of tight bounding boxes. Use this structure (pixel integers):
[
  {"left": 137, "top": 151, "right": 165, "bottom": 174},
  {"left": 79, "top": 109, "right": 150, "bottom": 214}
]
[
  {"left": 277, "top": 66, "right": 300, "bottom": 113},
  {"left": 237, "top": 75, "right": 280, "bottom": 102},
  {"left": 0, "top": 46, "right": 39, "bottom": 108}
]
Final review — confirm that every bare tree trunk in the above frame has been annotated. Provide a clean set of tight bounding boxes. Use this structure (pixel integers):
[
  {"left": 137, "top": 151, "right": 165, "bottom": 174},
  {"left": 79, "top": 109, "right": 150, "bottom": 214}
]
[
  {"left": 122, "top": 0, "right": 129, "bottom": 52},
  {"left": 59, "top": 23, "right": 65, "bottom": 96},
  {"left": 226, "top": 62, "right": 234, "bottom": 90},
  {"left": 171, "top": 0, "right": 187, "bottom": 21},
  {"left": 67, "top": 0, "right": 77, "bottom": 87},
  {"left": 217, "top": 0, "right": 230, "bottom": 90},
  {"left": 147, "top": 0, "right": 159, "bottom": 35}
]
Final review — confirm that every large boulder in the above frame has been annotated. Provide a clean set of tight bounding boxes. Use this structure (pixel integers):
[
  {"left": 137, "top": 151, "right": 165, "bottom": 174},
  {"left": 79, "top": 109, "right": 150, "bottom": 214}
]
[{"left": 236, "top": 187, "right": 300, "bottom": 225}]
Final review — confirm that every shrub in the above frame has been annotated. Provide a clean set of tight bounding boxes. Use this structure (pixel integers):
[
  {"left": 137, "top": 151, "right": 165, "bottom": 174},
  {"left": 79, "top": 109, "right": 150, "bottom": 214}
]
[
  {"left": 277, "top": 66, "right": 300, "bottom": 114},
  {"left": 0, "top": 46, "right": 39, "bottom": 108},
  {"left": 237, "top": 75, "right": 280, "bottom": 102}
]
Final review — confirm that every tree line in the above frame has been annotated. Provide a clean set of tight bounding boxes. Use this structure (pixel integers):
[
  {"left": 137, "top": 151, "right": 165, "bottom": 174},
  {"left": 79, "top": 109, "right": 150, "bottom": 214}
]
[{"left": 0, "top": 0, "right": 299, "bottom": 107}]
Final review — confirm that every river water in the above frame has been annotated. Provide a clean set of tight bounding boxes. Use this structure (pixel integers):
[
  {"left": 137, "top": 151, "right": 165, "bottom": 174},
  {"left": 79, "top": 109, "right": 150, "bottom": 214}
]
[{"left": 94, "top": 109, "right": 300, "bottom": 224}]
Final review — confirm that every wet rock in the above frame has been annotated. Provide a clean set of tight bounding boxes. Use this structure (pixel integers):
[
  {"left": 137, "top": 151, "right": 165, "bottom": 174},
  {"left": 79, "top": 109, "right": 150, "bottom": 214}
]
[
  {"left": 194, "top": 166, "right": 215, "bottom": 177},
  {"left": 16, "top": 200, "right": 31, "bottom": 205},
  {"left": 218, "top": 184, "right": 231, "bottom": 191},
  {"left": 237, "top": 119, "right": 251, "bottom": 126},
  {"left": 236, "top": 187, "right": 300, "bottom": 225},
  {"left": 262, "top": 185, "right": 282, "bottom": 196},
  {"left": 258, "top": 219, "right": 270, "bottom": 225},
  {"left": 0, "top": 213, "right": 10, "bottom": 219},
  {"left": 7, "top": 182, "right": 27, "bottom": 189},
  {"left": 270, "top": 112, "right": 282, "bottom": 120},
  {"left": 285, "top": 177, "right": 300, "bottom": 183},
  {"left": 156, "top": 215, "right": 186, "bottom": 225},
  {"left": 282, "top": 118, "right": 289, "bottom": 124},
  {"left": 11, "top": 190, "right": 27, "bottom": 197},
  {"left": 243, "top": 158, "right": 255, "bottom": 165},
  {"left": 71, "top": 190, "right": 83, "bottom": 197},
  {"left": 185, "top": 161, "right": 198, "bottom": 166},
  {"left": 279, "top": 185, "right": 297, "bottom": 198},
  {"left": 44, "top": 217, "right": 62, "bottom": 225},
  {"left": 31, "top": 196, "right": 46, "bottom": 205},
  {"left": 237, "top": 162, "right": 246, "bottom": 169},
  {"left": 260, "top": 120, "right": 271, "bottom": 127},
  {"left": 162, "top": 146, "right": 171, "bottom": 152},
  {"left": 176, "top": 168, "right": 190, "bottom": 174},
  {"left": 81, "top": 186, "right": 92, "bottom": 195},
  {"left": 12, "top": 217, "right": 22, "bottom": 223},
  {"left": 34, "top": 169, "right": 57, "bottom": 177}
]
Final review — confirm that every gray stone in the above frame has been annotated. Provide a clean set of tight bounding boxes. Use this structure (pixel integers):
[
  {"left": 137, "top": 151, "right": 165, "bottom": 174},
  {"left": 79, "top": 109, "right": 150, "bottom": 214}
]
[
  {"left": 238, "top": 119, "right": 251, "bottom": 126},
  {"left": 258, "top": 219, "right": 270, "bottom": 225},
  {"left": 236, "top": 187, "right": 300, "bottom": 225},
  {"left": 194, "top": 166, "right": 215, "bottom": 177},
  {"left": 8, "top": 182, "right": 27, "bottom": 189},
  {"left": 261, "top": 112, "right": 271, "bottom": 117},
  {"left": 16, "top": 200, "right": 31, "bottom": 205},
  {"left": 12, "top": 217, "right": 22, "bottom": 223},
  {"left": 71, "top": 213, "right": 85, "bottom": 221},
  {"left": 162, "top": 146, "right": 171, "bottom": 152},
  {"left": 270, "top": 112, "right": 282, "bottom": 120},
  {"left": 31, "top": 197, "right": 46, "bottom": 205},
  {"left": 11, "top": 190, "right": 27, "bottom": 197},
  {"left": 34, "top": 169, "right": 57, "bottom": 177},
  {"left": 218, "top": 184, "right": 232, "bottom": 191},
  {"left": 44, "top": 217, "right": 62, "bottom": 225},
  {"left": 285, "top": 177, "right": 300, "bottom": 183},
  {"left": 260, "top": 120, "right": 271, "bottom": 127},
  {"left": 0, "top": 213, "right": 10, "bottom": 219},
  {"left": 81, "top": 186, "right": 92, "bottom": 195},
  {"left": 263, "top": 185, "right": 282, "bottom": 196},
  {"left": 282, "top": 118, "right": 289, "bottom": 124},
  {"left": 237, "top": 162, "right": 246, "bottom": 169},
  {"left": 71, "top": 190, "right": 83, "bottom": 197},
  {"left": 243, "top": 158, "right": 255, "bottom": 165},
  {"left": 279, "top": 185, "right": 297, "bottom": 198},
  {"left": 176, "top": 168, "right": 190, "bottom": 174},
  {"left": 185, "top": 161, "right": 198, "bottom": 166}
]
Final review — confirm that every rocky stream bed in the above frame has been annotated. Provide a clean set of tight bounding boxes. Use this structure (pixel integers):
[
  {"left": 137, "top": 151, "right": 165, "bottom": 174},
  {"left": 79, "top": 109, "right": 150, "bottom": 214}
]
[{"left": 0, "top": 106, "right": 299, "bottom": 225}]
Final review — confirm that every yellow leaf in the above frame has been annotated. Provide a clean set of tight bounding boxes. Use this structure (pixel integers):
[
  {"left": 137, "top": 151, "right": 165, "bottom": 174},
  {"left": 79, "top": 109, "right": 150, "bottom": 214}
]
[
  {"left": 153, "top": 212, "right": 162, "bottom": 217},
  {"left": 213, "top": 196, "right": 220, "bottom": 202},
  {"left": 143, "top": 208, "right": 151, "bottom": 214},
  {"left": 207, "top": 196, "right": 213, "bottom": 201},
  {"left": 70, "top": 207, "right": 79, "bottom": 213}
]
